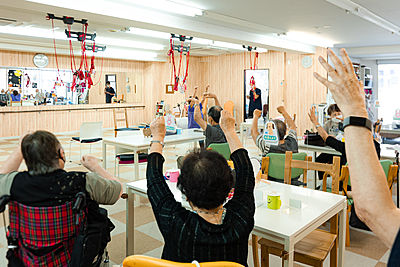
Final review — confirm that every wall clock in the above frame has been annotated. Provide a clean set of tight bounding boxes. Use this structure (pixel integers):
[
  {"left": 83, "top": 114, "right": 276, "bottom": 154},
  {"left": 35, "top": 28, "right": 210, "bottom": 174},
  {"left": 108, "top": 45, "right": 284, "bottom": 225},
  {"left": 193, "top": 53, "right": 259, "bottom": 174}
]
[
  {"left": 301, "top": 56, "right": 313, "bottom": 68},
  {"left": 33, "top": 53, "right": 49, "bottom": 68}
]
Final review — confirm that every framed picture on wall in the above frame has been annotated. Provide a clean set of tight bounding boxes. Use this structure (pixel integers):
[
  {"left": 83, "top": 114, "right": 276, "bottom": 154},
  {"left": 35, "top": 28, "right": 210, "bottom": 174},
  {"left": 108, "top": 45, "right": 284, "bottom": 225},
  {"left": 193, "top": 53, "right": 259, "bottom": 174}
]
[
  {"left": 244, "top": 69, "right": 269, "bottom": 121},
  {"left": 166, "top": 84, "right": 174, "bottom": 94}
]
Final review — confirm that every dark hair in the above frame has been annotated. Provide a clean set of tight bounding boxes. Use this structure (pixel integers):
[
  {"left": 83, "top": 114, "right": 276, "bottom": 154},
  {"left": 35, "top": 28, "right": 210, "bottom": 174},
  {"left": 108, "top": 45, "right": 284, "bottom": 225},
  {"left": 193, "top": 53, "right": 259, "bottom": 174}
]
[
  {"left": 21, "top": 131, "right": 62, "bottom": 175},
  {"left": 106, "top": 81, "right": 111, "bottom": 85},
  {"left": 273, "top": 120, "right": 286, "bottom": 140},
  {"left": 327, "top": 104, "right": 341, "bottom": 116},
  {"left": 13, "top": 90, "right": 19, "bottom": 96},
  {"left": 177, "top": 148, "right": 233, "bottom": 210},
  {"left": 208, "top": 106, "right": 223, "bottom": 123}
]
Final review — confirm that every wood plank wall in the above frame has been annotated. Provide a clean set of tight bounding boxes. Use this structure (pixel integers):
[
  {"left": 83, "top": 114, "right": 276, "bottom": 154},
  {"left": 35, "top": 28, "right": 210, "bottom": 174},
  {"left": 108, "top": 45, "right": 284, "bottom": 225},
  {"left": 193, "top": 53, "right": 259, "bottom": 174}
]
[
  {"left": 193, "top": 47, "right": 328, "bottom": 135},
  {"left": 0, "top": 48, "right": 327, "bottom": 137}
]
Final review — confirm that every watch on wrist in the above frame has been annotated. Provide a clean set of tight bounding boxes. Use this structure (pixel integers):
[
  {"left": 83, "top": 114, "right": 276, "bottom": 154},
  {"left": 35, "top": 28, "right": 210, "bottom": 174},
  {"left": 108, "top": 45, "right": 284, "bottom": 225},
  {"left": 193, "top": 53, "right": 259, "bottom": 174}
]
[
  {"left": 193, "top": 104, "right": 199, "bottom": 109},
  {"left": 316, "top": 124, "right": 321, "bottom": 128},
  {"left": 343, "top": 116, "right": 372, "bottom": 131},
  {"left": 150, "top": 140, "right": 164, "bottom": 148}
]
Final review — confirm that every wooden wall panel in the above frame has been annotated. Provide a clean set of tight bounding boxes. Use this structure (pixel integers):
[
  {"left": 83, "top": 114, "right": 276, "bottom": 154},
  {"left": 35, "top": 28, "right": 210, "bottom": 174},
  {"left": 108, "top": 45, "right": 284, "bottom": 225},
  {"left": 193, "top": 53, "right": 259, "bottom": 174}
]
[
  {"left": 195, "top": 49, "right": 327, "bottom": 135},
  {"left": 0, "top": 48, "right": 327, "bottom": 137}
]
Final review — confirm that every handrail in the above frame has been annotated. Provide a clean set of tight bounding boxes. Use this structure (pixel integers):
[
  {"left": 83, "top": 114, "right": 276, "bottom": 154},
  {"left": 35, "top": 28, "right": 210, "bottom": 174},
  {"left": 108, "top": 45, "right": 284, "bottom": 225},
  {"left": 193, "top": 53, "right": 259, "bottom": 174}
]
[{"left": 1, "top": 105, "right": 145, "bottom": 114}]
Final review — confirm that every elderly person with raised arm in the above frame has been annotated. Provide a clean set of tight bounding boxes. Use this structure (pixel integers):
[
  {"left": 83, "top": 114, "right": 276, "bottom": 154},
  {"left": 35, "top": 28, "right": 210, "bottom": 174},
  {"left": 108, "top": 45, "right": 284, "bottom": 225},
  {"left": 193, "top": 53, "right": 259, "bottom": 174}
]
[
  {"left": 146, "top": 111, "right": 254, "bottom": 266},
  {"left": 314, "top": 48, "right": 400, "bottom": 266}
]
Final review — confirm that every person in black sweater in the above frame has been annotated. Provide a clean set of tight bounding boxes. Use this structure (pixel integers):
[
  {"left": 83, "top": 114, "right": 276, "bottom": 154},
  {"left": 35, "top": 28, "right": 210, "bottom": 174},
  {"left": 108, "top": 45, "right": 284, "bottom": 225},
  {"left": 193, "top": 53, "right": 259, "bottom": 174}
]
[
  {"left": 309, "top": 106, "right": 381, "bottom": 180},
  {"left": 146, "top": 111, "right": 254, "bottom": 266}
]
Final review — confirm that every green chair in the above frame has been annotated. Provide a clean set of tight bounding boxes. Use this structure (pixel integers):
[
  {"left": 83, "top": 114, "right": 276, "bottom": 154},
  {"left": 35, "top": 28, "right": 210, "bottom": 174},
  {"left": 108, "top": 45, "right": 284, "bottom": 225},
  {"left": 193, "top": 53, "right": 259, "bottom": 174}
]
[
  {"left": 261, "top": 152, "right": 312, "bottom": 185},
  {"left": 341, "top": 160, "right": 398, "bottom": 247},
  {"left": 207, "top": 143, "right": 231, "bottom": 160}
]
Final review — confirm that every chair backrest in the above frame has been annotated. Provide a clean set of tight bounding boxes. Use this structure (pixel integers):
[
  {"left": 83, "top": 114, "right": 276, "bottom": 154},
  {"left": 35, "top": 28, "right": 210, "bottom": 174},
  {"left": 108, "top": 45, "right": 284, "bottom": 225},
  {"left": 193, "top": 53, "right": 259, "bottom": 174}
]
[
  {"left": 207, "top": 143, "right": 231, "bottom": 160},
  {"left": 262, "top": 152, "right": 310, "bottom": 180},
  {"left": 284, "top": 151, "right": 341, "bottom": 193},
  {"left": 347, "top": 160, "right": 398, "bottom": 191},
  {"left": 262, "top": 104, "right": 268, "bottom": 117},
  {"left": 224, "top": 101, "right": 234, "bottom": 116},
  {"left": 176, "top": 117, "right": 188, "bottom": 129},
  {"left": 118, "top": 94, "right": 124, "bottom": 102},
  {"left": 11, "top": 100, "right": 22, "bottom": 106},
  {"left": 122, "top": 255, "right": 244, "bottom": 267},
  {"left": 79, "top": 121, "right": 103, "bottom": 141},
  {"left": 113, "top": 109, "right": 130, "bottom": 136}
]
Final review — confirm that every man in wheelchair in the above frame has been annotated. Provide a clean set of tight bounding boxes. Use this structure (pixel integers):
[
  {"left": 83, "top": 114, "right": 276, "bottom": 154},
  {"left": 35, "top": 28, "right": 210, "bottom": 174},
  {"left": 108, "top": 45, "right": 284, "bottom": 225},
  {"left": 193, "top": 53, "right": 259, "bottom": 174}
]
[{"left": 0, "top": 130, "right": 123, "bottom": 266}]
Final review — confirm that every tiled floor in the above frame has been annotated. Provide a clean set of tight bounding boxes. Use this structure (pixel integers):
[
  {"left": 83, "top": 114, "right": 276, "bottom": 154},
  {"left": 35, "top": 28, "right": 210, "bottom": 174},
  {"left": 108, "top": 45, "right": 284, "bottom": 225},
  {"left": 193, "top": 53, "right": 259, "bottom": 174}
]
[{"left": 0, "top": 129, "right": 394, "bottom": 266}]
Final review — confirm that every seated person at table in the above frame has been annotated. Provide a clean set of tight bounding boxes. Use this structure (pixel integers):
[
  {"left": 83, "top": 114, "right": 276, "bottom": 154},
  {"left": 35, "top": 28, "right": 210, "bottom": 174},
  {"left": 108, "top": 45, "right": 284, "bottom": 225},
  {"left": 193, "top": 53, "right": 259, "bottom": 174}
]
[
  {"left": 10, "top": 90, "right": 21, "bottom": 101},
  {"left": 147, "top": 112, "right": 254, "bottom": 266},
  {"left": 323, "top": 104, "right": 343, "bottom": 137},
  {"left": 0, "top": 89, "right": 9, "bottom": 106},
  {"left": 313, "top": 48, "right": 400, "bottom": 265},
  {"left": 177, "top": 92, "right": 227, "bottom": 168},
  {"left": 0, "top": 130, "right": 122, "bottom": 266},
  {"left": 309, "top": 106, "right": 381, "bottom": 183},
  {"left": 252, "top": 106, "right": 298, "bottom": 156}
]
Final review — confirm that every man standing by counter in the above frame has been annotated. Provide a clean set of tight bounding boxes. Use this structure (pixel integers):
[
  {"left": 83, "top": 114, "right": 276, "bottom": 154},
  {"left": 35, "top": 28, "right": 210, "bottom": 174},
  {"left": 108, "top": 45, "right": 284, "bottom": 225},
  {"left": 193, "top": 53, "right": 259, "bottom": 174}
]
[{"left": 105, "top": 81, "right": 115, "bottom": 103}]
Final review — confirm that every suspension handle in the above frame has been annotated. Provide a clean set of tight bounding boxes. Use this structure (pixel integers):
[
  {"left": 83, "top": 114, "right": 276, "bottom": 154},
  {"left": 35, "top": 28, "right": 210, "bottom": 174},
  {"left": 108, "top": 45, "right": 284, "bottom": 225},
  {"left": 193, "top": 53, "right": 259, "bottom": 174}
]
[{"left": 72, "top": 192, "right": 86, "bottom": 214}]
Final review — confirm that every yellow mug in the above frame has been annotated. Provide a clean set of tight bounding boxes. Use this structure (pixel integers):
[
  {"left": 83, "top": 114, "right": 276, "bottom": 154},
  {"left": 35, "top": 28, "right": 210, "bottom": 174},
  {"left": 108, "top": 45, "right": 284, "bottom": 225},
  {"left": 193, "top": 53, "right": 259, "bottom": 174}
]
[{"left": 267, "top": 193, "right": 282, "bottom": 210}]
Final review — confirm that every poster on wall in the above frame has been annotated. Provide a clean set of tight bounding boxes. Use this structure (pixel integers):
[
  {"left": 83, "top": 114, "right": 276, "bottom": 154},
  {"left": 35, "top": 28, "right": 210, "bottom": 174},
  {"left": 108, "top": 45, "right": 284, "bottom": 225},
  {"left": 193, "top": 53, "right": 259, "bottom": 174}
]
[
  {"left": 8, "top": 69, "right": 23, "bottom": 88},
  {"left": 244, "top": 69, "right": 269, "bottom": 120}
]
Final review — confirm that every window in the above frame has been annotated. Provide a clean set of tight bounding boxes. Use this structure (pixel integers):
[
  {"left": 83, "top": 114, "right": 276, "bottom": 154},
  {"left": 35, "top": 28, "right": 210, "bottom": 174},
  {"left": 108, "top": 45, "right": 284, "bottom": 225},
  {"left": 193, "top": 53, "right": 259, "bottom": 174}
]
[{"left": 378, "top": 64, "right": 400, "bottom": 123}]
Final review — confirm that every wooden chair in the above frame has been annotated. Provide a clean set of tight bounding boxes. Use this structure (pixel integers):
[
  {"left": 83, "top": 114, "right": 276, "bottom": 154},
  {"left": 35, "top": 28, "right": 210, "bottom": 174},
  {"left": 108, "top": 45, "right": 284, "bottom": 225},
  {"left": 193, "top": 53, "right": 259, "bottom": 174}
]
[
  {"left": 113, "top": 108, "right": 140, "bottom": 137},
  {"left": 340, "top": 160, "right": 398, "bottom": 247},
  {"left": 11, "top": 100, "right": 22, "bottom": 106},
  {"left": 252, "top": 152, "right": 311, "bottom": 267},
  {"left": 122, "top": 255, "right": 244, "bottom": 267},
  {"left": 256, "top": 151, "right": 341, "bottom": 267}
]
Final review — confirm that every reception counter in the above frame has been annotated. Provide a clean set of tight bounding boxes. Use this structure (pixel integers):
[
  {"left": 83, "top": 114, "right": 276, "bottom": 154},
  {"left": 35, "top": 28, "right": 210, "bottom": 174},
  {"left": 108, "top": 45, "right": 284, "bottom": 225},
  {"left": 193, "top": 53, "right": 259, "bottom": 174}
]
[{"left": 0, "top": 103, "right": 145, "bottom": 138}]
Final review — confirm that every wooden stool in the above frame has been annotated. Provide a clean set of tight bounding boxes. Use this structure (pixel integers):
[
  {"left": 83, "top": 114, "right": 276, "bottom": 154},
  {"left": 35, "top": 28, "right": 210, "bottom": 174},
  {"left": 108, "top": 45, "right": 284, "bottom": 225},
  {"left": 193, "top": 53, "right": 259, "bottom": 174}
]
[{"left": 258, "top": 229, "right": 336, "bottom": 267}]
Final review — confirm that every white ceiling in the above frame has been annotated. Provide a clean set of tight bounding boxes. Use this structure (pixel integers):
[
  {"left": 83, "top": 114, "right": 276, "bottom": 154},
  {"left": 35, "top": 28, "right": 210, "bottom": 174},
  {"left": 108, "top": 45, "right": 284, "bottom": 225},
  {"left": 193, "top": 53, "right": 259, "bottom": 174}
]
[{"left": 0, "top": 0, "right": 400, "bottom": 61}]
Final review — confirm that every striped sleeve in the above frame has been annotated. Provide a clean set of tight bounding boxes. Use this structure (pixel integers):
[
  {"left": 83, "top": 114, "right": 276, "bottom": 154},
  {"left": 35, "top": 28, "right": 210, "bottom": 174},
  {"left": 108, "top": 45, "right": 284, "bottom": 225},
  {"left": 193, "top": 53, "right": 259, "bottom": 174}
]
[
  {"left": 287, "top": 129, "right": 298, "bottom": 140},
  {"left": 256, "top": 134, "right": 270, "bottom": 155}
]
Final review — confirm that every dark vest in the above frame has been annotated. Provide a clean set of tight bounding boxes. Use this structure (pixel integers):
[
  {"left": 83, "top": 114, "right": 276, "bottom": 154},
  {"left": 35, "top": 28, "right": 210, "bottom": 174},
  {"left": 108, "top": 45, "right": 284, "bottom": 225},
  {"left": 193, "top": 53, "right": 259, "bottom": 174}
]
[{"left": 11, "top": 169, "right": 88, "bottom": 207}]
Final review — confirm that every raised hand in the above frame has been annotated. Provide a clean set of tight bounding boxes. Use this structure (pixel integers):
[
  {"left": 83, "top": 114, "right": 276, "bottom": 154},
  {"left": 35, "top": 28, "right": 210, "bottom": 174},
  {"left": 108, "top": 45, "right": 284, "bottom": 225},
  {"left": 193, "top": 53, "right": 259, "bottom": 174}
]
[
  {"left": 276, "top": 106, "right": 287, "bottom": 115},
  {"left": 308, "top": 106, "right": 319, "bottom": 125},
  {"left": 81, "top": 155, "right": 99, "bottom": 172},
  {"left": 150, "top": 116, "right": 166, "bottom": 141},
  {"left": 220, "top": 110, "right": 236, "bottom": 133},
  {"left": 253, "top": 109, "right": 262, "bottom": 119},
  {"left": 313, "top": 48, "right": 367, "bottom": 118}
]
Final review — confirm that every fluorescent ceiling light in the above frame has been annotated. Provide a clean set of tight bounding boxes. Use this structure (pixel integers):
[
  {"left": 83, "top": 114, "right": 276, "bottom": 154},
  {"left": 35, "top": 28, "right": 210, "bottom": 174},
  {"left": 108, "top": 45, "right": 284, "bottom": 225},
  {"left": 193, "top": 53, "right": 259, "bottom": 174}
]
[
  {"left": 283, "top": 31, "right": 335, "bottom": 47},
  {"left": 101, "top": 49, "right": 157, "bottom": 60},
  {"left": 121, "top": 0, "right": 202, "bottom": 17},
  {"left": 95, "top": 36, "right": 164, "bottom": 50},
  {"left": 212, "top": 41, "right": 243, "bottom": 50},
  {"left": 127, "top": 27, "right": 170, "bottom": 39},
  {"left": 0, "top": 26, "right": 66, "bottom": 40},
  {"left": 326, "top": 0, "right": 400, "bottom": 35}
]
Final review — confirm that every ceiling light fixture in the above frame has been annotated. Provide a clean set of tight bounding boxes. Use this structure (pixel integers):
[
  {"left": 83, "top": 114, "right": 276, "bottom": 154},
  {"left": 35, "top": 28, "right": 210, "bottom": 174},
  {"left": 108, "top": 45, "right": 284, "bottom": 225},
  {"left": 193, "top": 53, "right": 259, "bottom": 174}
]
[
  {"left": 126, "top": 27, "right": 170, "bottom": 39},
  {"left": 326, "top": 0, "right": 400, "bottom": 35},
  {"left": 283, "top": 31, "right": 335, "bottom": 47},
  {"left": 121, "top": 0, "right": 202, "bottom": 17},
  {"left": 95, "top": 36, "right": 164, "bottom": 50}
]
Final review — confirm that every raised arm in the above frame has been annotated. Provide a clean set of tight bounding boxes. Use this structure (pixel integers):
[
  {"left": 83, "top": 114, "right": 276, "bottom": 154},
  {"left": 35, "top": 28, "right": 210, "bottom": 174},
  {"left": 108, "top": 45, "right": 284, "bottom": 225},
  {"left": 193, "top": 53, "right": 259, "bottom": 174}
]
[
  {"left": 219, "top": 110, "right": 244, "bottom": 153},
  {"left": 314, "top": 48, "right": 400, "bottom": 248},
  {"left": 308, "top": 106, "right": 329, "bottom": 141},
  {"left": 251, "top": 109, "right": 262, "bottom": 144},
  {"left": 192, "top": 98, "right": 207, "bottom": 130},
  {"left": 204, "top": 92, "right": 221, "bottom": 107},
  {"left": 277, "top": 106, "right": 296, "bottom": 131},
  {"left": 0, "top": 131, "right": 30, "bottom": 174}
]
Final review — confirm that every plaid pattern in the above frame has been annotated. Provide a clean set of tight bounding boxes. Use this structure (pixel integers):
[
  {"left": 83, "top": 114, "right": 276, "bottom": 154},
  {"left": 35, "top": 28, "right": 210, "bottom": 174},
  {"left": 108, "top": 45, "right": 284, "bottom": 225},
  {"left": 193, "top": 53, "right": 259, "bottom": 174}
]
[
  {"left": 8, "top": 200, "right": 84, "bottom": 267},
  {"left": 0, "top": 93, "right": 8, "bottom": 102}
]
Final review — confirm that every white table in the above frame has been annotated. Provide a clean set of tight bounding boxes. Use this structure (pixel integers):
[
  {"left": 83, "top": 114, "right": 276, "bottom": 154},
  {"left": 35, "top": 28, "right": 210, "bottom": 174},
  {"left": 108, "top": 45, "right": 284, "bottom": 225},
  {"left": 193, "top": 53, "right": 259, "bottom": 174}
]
[
  {"left": 102, "top": 129, "right": 205, "bottom": 181},
  {"left": 126, "top": 180, "right": 347, "bottom": 267},
  {"left": 240, "top": 121, "right": 264, "bottom": 143},
  {"left": 298, "top": 140, "right": 342, "bottom": 156},
  {"left": 381, "top": 125, "right": 400, "bottom": 135}
]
